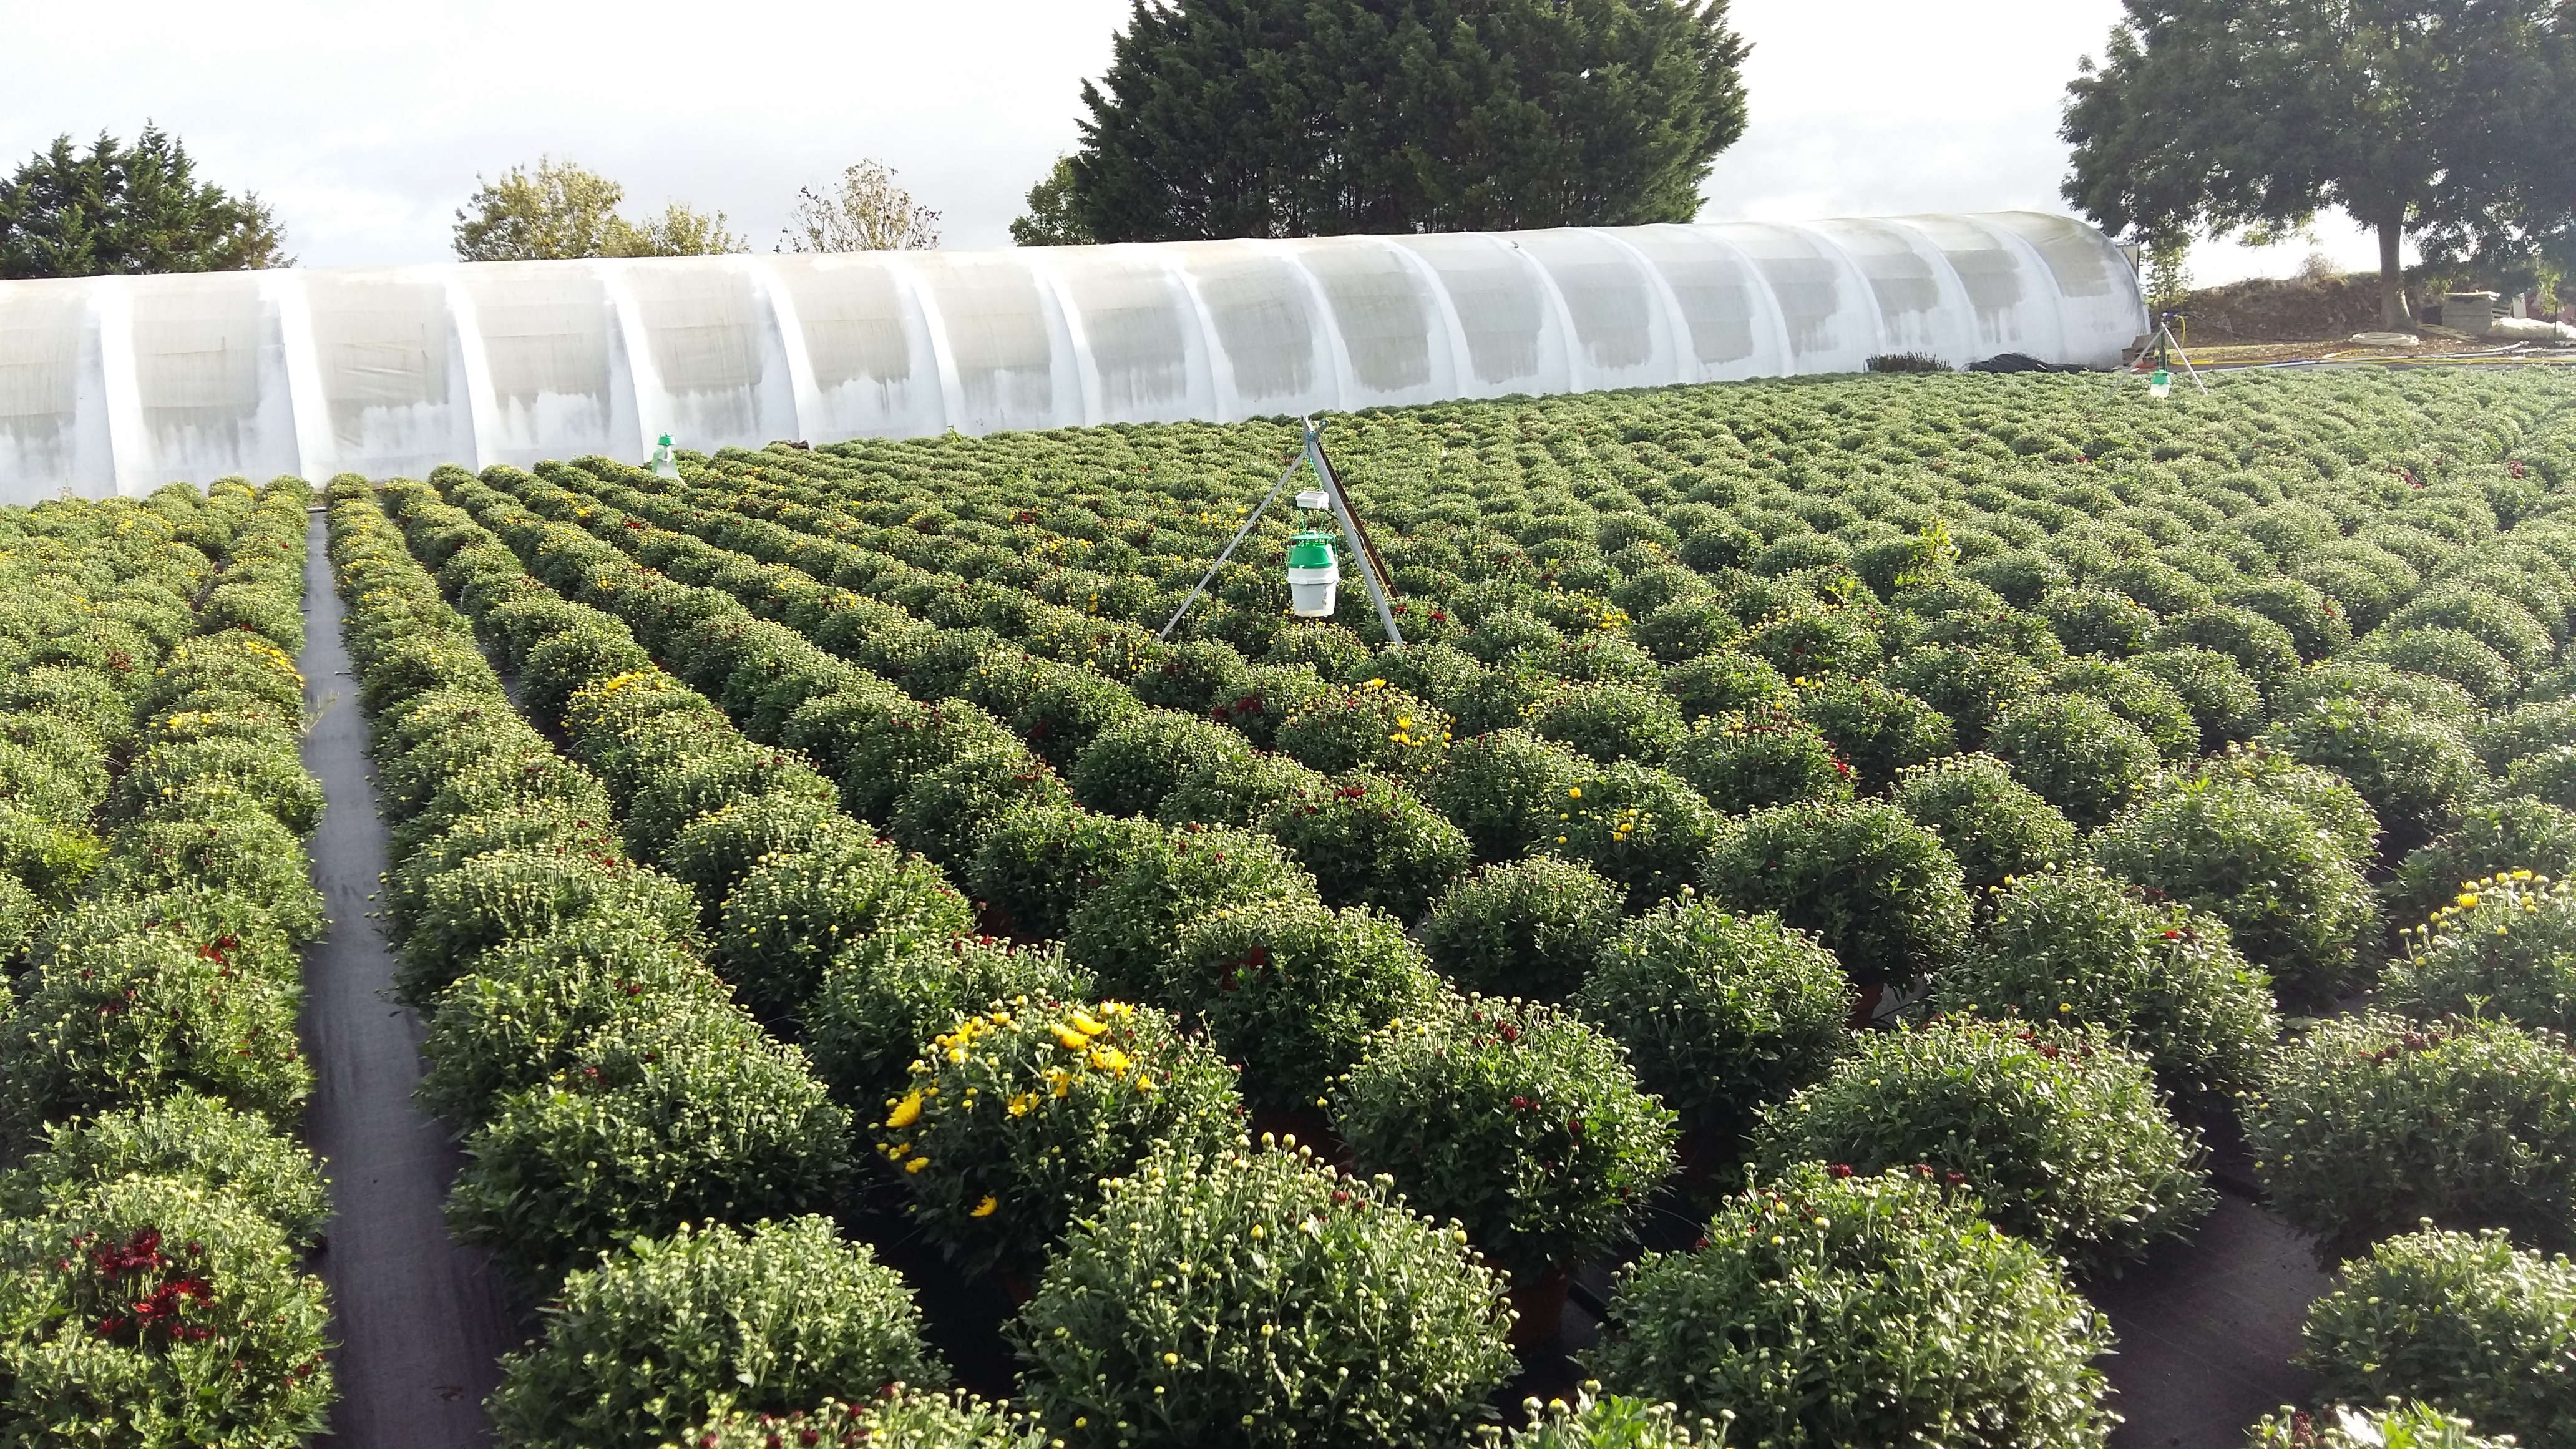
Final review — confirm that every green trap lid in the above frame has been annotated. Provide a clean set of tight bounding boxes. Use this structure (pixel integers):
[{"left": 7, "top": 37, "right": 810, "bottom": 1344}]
[{"left": 1287, "top": 532, "right": 1337, "bottom": 569}]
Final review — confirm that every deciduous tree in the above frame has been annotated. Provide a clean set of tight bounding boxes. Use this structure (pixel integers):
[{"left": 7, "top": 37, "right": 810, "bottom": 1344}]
[
  {"left": 452, "top": 157, "right": 743, "bottom": 261},
  {"left": 781, "top": 160, "right": 940, "bottom": 252},
  {"left": 2062, "top": 1, "right": 2574, "bottom": 331},
  {"left": 1010, "top": 157, "right": 1091, "bottom": 246}
]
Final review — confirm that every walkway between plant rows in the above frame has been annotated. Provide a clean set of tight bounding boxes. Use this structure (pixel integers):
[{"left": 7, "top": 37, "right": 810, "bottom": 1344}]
[{"left": 298, "top": 509, "right": 520, "bottom": 1445}]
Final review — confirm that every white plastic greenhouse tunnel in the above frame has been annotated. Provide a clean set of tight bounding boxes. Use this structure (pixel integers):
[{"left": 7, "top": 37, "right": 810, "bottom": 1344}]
[{"left": 0, "top": 211, "right": 2144, "bottom": 502}]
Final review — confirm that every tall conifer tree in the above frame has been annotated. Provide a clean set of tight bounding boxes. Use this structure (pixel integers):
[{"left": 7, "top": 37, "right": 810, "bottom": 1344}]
[{"left": 1051, "top": 0, "right": 1749, "bottom": 243}]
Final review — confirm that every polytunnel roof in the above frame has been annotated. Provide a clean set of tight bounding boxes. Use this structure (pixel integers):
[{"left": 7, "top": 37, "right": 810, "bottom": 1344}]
[{"left": 0, "top": 211, "right": 2142, "bottom": 501}]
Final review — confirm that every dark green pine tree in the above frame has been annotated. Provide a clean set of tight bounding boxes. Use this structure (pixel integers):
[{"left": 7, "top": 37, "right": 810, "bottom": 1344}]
[
  {"left": 0, "top": 124, "right": 290, "bottom": 279},
  {"left": 1053, "top": 0, "right": 1749, "bottom": 243}
]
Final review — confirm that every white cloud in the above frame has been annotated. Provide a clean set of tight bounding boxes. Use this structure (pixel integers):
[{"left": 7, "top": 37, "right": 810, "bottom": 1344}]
[{"left": 0, "top": 0, "right": 2375, "bottom": 281}]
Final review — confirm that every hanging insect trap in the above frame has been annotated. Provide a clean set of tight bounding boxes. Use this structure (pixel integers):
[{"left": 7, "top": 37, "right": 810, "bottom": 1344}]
[
  {"left": 1158, "top": 417, "right": 1405, "bottom": 646},
  {"left": 2148, "top": 368, "right": 2172, "bottom": 399},
  {"left": 1286, "top": 530, "right": 1342, "bottom": 617}
]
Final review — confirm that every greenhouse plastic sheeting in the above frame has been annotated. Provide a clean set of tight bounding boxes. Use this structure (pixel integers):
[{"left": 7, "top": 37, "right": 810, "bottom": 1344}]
[{"left": 0, "top": 211, "right": 2141, "bottom": 500}]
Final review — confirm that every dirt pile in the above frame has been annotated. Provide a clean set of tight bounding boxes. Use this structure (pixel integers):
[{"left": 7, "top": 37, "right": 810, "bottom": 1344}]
[{"left": 2174, "top": 272, "right": 2390, "bottom": 343}]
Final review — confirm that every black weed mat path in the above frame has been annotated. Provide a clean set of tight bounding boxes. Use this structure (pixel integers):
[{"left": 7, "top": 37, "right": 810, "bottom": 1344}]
[
  {"left": 2094, "top": 1193, "right": 2331, "bottom": 1449},
  {"left": 298, "top": 509, "right": 521, "bottom": 1445}
]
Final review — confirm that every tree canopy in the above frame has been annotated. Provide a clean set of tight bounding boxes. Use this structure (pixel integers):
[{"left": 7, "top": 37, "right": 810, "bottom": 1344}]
[
  {"left": 2062, "top": 0, "right": 2576, "bottom": 329},
  {"left": 0, "top": 125, "right": 288, "bottom": 280},
  {"left": 1048, "top": 0, "right": 1749, "bottom": 243},
  {"left": 1012, "top": 157, "right": 1093, "bottom": 246},
  {"left": 783, "top": 160, "right": 942, "bottom": 252},
  {"left": 452, "top": 157, "right": 744, "bottom": 261}
]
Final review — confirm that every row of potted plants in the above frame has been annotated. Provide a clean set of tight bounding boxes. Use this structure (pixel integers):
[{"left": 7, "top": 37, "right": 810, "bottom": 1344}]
[{"left": 0, "top": 477, "right": 335, "bottom": 1445}]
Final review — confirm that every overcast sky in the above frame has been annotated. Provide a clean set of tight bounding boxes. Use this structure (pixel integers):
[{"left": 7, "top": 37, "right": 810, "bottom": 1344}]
[{"left": 0, "top": 0, "right": 2389, "bottom": 284}]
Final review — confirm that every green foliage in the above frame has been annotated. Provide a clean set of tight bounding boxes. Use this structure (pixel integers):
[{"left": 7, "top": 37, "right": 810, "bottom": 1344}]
[
  {"left": 415, "top": 923, "right": 732, "bottom": 1127},
  {"left": 1480, "top": 1386, "right": 1733, "bottom": 1448},
  {"left": 1744, "top": 605, "right": 1886, "bottom": 681},
  {"left": 1539, "top": 758, "right": 1722, "bottom": 907},
  {"left": 447, "top": 1002, "right": 855, "bottom": 1287},
  {"left": 1153, "top": 748, "right": 1325, "bottom": 828},
  {"left": 1274, "top": 679, "right": 1450, "bottom": 778},
  {"left": 662, "top": 793, "right": 856, "bottom": 920},
  {"left": 1660, "top": 650, "right": 1792, "bottom": 722},
  {"left": 0, "top": 925, "right": 310, "bottom": 1148},
  {"left": 2385, "top": 871, "right": 2576, "bottom": 1031},
  {"left": 2047, "top": 656, "right": 2200, "bottom": 760},
  {"left": 2349, "top": 629, "right": 2517, "bottom": 711},
  {"left": 888, "top": 744, "right": 1077, "bottom": 870},
  {"left": 0, "top": 1176, "right": 332, "bottom": 1445},
  {"left": 1941, "top": 866, "right": 2277, "bottom": 1105},
  {"left": 1588, "top": 1164, "right": 2114, "bottom": 1448},
  {"left": 718, "top": 832, "right": 974, "bottom": 1023},
  {"left": 1010, "top": 1143, "right": 1515, "bottom": 1449},
  {"left": 1425, "top": 728, "right": 1591, "bottom": 862},
  {"left": 2244, "top": 1012, "right": 2576, "bottom": 1260},
  {"left": 2221, "top": 577, "right": 2352, "bottom": 661},
  {"left": 2040, "top": 586, "right": 2157, "bottom": 658},
  {"left": 1164, "top": 900, "right": 1442, "bottom": 1113},
  {"left": 1790, "top": 678, "right": 1954, "bottom": 791},
  {"left": 0, "top": 1093, "right": 328, "bottom": 1251},
  {"left": 1575, "top": 892, "right": 1848, "bottom": 1148},
  {"left": 88, "top": 806, "right": 322, "bottom": 939},
  {"left": 1067, "top": 0, "right": 1749, "bottom": 241},
  {"left": 803, "top": 929, "right": 1095, "bottom": 1112},
  {"left": 686, "top": 1388, "right": 1040, "bottom": 1449},
  {"left": 451, "top": 154, "right": 743, "bottom": 261},
  {"left": 874, "top": 998, "right": 1242, "bottom": 1279},
  {"left": 1528, "top": 680, "right": 1689, "bottom": 764},
  {"left": 0, "top": 124, "right": 289, "bottom": 278},
  {"left": 821, "top": 696, "right": 1021, "bottom": 822},
  {"left": 2386, "top": 799, "right": 2576, "bottom": 932},
  {"left": 1012, "top": 154, "right": 1093, "bottom": 246},
  {"left": 1752, "top": 1016, "right": 2213, "bottom": 1269},
  {"left": 1892, "top": 753, "right": 2077, "bottom": 894},
  {"left": 965, "top": 804, "right": 1163, "bottom": 942},
  {"left": 1070, "top": 707, "right": 1253, "bottom": 817},
  {"left": 2298, "top": 1228, "right": 2576, "bottom": 1448},
  {"left": 2184, "top": 742, "right": 2384, "bottom": 863},
  {"left": 1259, "top": 772, "right": 1471, "bottom": 920},
  {"left": 1422, "top": 857, "right": 1627, "bottom": 1003},
  {"left": 2263, "top": 698, "right": 2480, "bottom": 855},
  {"left": 487, "top": 1217, "right": 941, "bottom": 1449},
  {"left": 2093, "top": 778, "right": 2379, "bottom": 1005},
  {"left": 1667, "top": 708, "right": 1855, "bottom": 814},
  {"left": 1700, "top": 799, "right": 1971, "bottom": 989},
  {"left": 1988, "top": 694, "right": 2160, "bottom": 831},
  {"left": 1065, "top": 824, "right": 1320, "bottom": 998},
  {"left": 2277, "top": 659, "right": 2482, "bottom": 724},
  {"left": 401, "top": 847, "right": 702, "bottom": 1005},
  {"left": 1334, "top": 992, "right": 1677, "bottom": 1285},
  {"left": 2388, "top": 587, "right": 2554, "bottom": 676},
  {"left": 2244, "top": 1402, "right": 2512, "bottom": 1449},
  {"left": 2133, "top": 645, "right": 2267, "bottom": 751}
]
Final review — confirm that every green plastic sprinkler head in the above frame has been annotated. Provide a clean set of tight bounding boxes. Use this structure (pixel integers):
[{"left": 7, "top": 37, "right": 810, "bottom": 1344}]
[{"left": 1286, "top": 530, "right": 1341, "bottom": 617}]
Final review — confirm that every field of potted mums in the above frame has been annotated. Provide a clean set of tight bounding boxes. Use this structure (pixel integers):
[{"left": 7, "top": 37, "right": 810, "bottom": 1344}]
[{"left": 9, "top": 363, "right": 2576, "bottom": 1447}]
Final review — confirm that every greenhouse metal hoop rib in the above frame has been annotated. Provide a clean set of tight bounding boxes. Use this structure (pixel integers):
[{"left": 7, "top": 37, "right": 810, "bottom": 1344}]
[{"left": 1158, "top": 417, "right": 1407, "bottom": 647}]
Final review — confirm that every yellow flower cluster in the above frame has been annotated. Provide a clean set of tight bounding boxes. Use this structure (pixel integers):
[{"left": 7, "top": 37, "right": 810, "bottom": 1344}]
[
  {"left": 877, "top": 1000, "right": 1156, "bottom": 1177},
  {"left": 2406, "top": 869, "right": 2560, "bottom": 947}
]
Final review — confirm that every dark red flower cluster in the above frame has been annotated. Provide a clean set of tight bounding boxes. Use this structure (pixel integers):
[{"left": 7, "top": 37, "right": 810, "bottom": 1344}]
[{"left": 77, "top": 1227, "right": 220, "bottom": 1347}]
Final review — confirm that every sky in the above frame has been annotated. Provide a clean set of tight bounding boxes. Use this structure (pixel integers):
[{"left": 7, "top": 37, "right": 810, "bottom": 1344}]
[{"left": 0, "top": 0, "right": 2394, "bottom": 285}]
